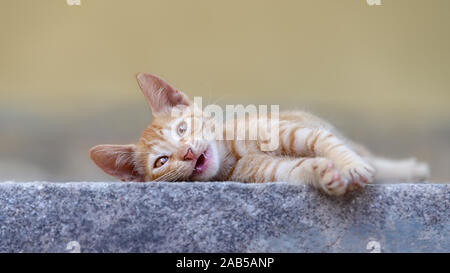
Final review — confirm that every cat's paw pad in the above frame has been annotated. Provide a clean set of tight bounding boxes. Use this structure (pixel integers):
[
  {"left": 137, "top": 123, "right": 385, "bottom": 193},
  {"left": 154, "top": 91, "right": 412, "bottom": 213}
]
[
  {"left": 315, "top": 160, "right": 348, "bottom": 196},
  {"left": 341, "top": 161, "right": 376, "bottom": 190}
]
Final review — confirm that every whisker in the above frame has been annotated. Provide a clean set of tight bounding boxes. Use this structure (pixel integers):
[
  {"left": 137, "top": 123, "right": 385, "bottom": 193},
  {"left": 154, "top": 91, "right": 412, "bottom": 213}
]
[{"left": 154, "top": 169, "right": 186, "bottom": 182}]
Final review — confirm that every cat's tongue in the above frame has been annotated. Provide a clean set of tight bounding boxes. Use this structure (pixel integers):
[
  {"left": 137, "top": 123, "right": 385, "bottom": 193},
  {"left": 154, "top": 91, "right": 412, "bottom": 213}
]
[
  {"left": 194, "top": 153, "right": 207, "bottom": 172},
  {"left": 193, "top": 149, "right": 209, "bottom": 175}
]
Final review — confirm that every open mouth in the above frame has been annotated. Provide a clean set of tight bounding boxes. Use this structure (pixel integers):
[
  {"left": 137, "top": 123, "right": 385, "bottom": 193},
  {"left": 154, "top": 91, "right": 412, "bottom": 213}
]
[{"left": 192, "top": 148, "right": 210, "bottom": 175}]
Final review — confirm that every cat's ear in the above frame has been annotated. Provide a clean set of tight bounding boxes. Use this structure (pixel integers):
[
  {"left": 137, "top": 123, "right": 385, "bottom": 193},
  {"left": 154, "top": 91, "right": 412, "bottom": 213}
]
[
  {"left": 89, "top": 144, "right": 145, "bottom": 182},
  {"left": 136, "top": 73, "right": 190, "bottom": 116}
]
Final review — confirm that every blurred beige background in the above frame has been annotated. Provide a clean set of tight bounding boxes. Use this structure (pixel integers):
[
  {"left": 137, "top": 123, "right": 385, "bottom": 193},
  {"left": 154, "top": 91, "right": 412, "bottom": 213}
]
[{"left": 0, "top": 0, "right": 449, "bottom": 182}]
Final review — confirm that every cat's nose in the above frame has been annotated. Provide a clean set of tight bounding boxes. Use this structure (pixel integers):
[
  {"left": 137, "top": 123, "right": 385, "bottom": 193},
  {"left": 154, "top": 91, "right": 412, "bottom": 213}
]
[{"left": 183, "top": 148, "right": 196, "bottom": 161}]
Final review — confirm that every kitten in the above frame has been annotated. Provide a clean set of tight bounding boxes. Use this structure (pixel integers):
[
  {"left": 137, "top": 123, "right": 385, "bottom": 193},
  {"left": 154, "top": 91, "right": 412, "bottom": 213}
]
[{"left": 89, "top": 73, "right": 430, "bottom": 195}]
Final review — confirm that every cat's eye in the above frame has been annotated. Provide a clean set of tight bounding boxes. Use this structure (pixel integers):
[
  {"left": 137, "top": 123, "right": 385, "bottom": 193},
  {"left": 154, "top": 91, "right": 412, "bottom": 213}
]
[
  {"left": 177, "top": 121, "right": 187, "bottom": 136},
  {"left": 154, "top": 156, "right": 168, "bottom": 168}
]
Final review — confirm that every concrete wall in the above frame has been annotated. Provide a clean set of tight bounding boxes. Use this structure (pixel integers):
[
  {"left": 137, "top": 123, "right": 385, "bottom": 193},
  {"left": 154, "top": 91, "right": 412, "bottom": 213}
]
[{"left": 0, "top": 182, "right": 448, "bottom": 253}]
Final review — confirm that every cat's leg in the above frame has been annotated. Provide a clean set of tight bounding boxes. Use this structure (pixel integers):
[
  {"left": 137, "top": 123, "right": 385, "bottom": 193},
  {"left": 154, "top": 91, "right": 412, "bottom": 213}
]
[
  {"left": 346, "top": 141, "right": 430, "bottom": 183},
  {"left": 365, "top": 156, "right": 430, "bottom": 183},
  {"left": 228, "top": 154, "right": 348, "bottom": 195},
  {"left": 281, "top": 127, "right": 376, "bottom": 188}
]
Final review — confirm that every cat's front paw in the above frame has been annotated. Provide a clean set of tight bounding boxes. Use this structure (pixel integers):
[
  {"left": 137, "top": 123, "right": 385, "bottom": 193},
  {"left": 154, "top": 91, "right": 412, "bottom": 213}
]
[
  {"left": 315, "top": 159, "right": 348, "bottom": 196},
  {"left": 341, "top": 161, "right": 376, "bottom": 190}
]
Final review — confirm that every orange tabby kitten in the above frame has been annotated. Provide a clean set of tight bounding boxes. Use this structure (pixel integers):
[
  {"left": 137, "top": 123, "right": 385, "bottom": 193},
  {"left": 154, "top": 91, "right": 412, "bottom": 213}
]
[{"left": 89, "top": 73, "right": 429, "bottom": 195}]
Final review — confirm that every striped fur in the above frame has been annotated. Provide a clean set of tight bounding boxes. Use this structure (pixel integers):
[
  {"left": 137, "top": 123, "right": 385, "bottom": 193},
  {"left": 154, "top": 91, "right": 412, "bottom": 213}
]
[{"left": 89, "top": 73, "right": 430, "bottom": 196}]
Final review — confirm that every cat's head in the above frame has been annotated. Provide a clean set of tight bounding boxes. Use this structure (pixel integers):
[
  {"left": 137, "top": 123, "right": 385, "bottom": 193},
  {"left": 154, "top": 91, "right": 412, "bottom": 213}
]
[{"left": 89, "top": 73, "right": 220, "bottom": 182}]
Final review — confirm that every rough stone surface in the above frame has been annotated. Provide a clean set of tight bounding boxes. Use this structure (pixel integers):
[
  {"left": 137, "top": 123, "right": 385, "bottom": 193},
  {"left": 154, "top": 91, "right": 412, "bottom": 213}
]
[{"left": 0, "top": 182, "right": 448, "bottom": 253}]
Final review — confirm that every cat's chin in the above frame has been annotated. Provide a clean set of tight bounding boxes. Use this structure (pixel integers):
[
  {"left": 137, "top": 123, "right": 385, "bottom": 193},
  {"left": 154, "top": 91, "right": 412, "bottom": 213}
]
[{"left": 189, "top": 142, "right": 220, "bottom": 181}]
